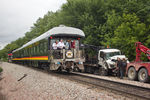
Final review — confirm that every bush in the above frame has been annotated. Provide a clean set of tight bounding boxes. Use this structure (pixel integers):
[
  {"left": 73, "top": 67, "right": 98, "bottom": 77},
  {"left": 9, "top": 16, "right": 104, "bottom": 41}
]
[{"left": 0, "top": 67, "right": 3, "bottom": 73}]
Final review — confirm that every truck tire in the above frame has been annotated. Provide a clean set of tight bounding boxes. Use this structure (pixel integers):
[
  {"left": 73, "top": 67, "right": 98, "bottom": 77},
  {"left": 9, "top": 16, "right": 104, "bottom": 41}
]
[
  {"left": 73, "top": 67, "right": 79, "bottom": 72},
  {"left": 80, "top": 69, "right": 85, "bottom": 73},
  {"left": 138, "top": 68, "right": 150, "bottom": 82},
  {"left": 99, "top": 68, "right": 108, "bottom": 76},
  {"left": 128, "top": 67, "right": 137, "bottom": 80}
]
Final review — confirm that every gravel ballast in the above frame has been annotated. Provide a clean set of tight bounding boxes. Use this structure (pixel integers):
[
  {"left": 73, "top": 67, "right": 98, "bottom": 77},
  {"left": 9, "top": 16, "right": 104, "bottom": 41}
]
[{"left": 0, "top": 62, "right": 134, "bottom": 100}]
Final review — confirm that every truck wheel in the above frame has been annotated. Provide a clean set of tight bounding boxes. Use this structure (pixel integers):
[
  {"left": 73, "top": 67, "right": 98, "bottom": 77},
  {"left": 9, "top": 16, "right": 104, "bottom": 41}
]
[
  {"left": 99, "top": 68, "right": 108, "bottom": 76},
  {"left": 128, "top": 67, "right": 137, "bottom": 80},
  {"left": 74, "top": 67, "right": 79, "bottom": 72},
  {"left": 138, "top": 68, "right": 149, "bottom": 82},
  {"left": 66, "top": 68, "right": 71, "bottom": 73},
  {"left": 80, "top": 69, "right": 85, "bottom": 73}
]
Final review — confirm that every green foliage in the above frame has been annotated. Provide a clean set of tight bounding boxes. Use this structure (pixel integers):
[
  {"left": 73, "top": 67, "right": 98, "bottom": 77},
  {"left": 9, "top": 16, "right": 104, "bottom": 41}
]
[
  {"left": 108, "top": 13, "right": 147, "bottom": 60},
  {"left": 0, "top": 67, "right": 3, "bottom": 73},
  {"left": 0, "top": 0, "right": 150, "bottom": 61}
]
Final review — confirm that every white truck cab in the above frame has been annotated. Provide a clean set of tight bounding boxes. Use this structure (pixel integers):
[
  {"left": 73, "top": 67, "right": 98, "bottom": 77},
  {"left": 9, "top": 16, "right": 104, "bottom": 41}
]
[{"left": 98, "top": 49, "right": 128, "bottom": 70}]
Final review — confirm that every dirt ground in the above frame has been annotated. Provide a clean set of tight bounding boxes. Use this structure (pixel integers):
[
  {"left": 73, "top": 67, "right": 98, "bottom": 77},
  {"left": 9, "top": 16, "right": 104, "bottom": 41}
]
[{"left": 0, "top": 62, "right": 132, "bottom": 100}]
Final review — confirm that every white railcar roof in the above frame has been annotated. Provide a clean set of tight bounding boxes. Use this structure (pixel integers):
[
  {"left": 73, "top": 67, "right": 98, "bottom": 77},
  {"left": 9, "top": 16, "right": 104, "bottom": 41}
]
[
  {"left": 13, "top": 25, "right": 85, "bottom": 53},
  {"left": 99, "top": 49, "right": 120, "bottom": 53}
]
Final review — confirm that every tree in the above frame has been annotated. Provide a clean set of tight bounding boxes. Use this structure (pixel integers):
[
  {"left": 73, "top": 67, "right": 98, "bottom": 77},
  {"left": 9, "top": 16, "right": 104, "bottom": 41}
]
[
  {"left": 109, "top": 13, "right": 147, "bottom": 60},
  {"left": 0, "top": 0, "right": 150, "bottom": 61}
]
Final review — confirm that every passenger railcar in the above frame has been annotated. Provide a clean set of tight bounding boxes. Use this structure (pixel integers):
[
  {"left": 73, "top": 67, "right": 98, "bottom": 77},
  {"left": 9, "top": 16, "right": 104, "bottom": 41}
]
[{"left": 12, "top": 25, "right": 85, "bottom": 72}]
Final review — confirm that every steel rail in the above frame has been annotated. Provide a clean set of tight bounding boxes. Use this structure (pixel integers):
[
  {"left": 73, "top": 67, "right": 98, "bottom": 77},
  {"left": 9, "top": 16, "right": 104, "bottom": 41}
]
[{"left": 69, "top": 72, "right": 150, "bottom": 100}]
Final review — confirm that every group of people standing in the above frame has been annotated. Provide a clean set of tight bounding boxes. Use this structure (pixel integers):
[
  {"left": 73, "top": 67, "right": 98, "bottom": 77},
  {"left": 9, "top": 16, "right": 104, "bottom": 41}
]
[
  {"left": 116, "top": 58, "right": 127, "bottom": 79},
  {"left": 52, "top": 39, "right": 65, "bottom": 50},
  {"left": 52, "top": 39, "right": 76, "bottom": 50}
]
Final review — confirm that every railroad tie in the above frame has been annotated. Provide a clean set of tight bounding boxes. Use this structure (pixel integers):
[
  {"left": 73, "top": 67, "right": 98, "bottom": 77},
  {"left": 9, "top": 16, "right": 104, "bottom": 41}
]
[{"left": 18, "top": 74, "right": 27, "bottom": 81}]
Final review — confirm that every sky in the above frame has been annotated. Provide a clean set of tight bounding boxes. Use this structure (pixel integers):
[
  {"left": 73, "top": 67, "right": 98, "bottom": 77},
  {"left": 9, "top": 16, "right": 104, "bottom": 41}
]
[{"left": 0, "top": 0, "right": 67, "bottom": 50}]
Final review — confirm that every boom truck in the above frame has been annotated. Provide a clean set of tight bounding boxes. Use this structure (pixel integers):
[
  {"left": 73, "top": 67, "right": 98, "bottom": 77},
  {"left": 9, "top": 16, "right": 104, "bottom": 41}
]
[
  {"left": 83, "top": 44, "right": 128, "bottom": 75},
  {"left": 127, "top": 42, "right": 150, "bottom": 82}
]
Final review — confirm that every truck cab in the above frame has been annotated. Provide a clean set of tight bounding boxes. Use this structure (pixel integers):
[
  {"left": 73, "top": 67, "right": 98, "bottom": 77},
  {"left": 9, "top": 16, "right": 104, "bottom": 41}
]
[{"left": 98, "top": 49, "right": 128, "bottom": 70}]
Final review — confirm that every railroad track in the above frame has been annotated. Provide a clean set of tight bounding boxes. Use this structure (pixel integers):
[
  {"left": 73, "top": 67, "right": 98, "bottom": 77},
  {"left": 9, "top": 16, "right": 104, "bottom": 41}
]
[
  {"left": 20, "top": 66, "right": 150, "bottom": 100},
  {"left": 45, "top": 70, "right": 150, "bottom": 100},
  {"left": 68, "top": 72, "right": 150, "bottom": 100}
]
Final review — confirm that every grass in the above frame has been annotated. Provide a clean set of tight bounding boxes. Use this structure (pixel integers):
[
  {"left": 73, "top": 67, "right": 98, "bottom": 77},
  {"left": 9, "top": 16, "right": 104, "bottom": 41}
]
[{"left": 0, "top": 67, "right": 3, "bottom": 73}]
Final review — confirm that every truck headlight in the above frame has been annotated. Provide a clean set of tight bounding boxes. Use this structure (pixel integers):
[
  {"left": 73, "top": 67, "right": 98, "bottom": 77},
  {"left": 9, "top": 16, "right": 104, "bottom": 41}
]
[{"left": 79, "top": 62, "right": 83, "bottom": 64}]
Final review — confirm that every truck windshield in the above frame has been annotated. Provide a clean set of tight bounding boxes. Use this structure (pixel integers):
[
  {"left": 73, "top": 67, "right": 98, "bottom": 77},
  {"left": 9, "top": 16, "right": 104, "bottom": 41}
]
[{"left": 105, "top": 52, "right": 121, "bottom": 60}]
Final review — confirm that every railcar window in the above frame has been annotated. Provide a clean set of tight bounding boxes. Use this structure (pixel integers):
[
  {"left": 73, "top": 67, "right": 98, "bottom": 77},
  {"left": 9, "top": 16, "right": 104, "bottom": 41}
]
[
  {"left": 44, "top": 42, "right": 47, "bottom": 53},
  {"left": 40, "top": 43, "right": 43, "bottom": 54},
  {"left": 39, "top": 43, "right": 41, "bottom": 54},
  {"left": 16, "top": 53, "right": 17, "bottom": 58},
  {"left": 19, "top": 51, "right": 21, "bottom": 57},
  {"left": 25, "top": 49, "right": 27, "bottom": 56},
  {"left": 33, "top": 46, "right": 34, "bottom": 55},
  {"left": 29, "top": 48, "right": 30, "bottom": 56},
  {"left": 37, "top": 45, "right": 39, "bottom": 55},
  {"left": 34, "top": 46, "right": 35, "bottom": 55},
  {"left": 42, "top": 43, "right": 44, "bottom": 53},
  {"left": 18, "top": 51, "right": 19, "bottom": 57},
  {"left": 24, "top": 49, "right": 26, "bottom": 57},
  {"left": 31, "top": 47, "right": 33, "bottom": 56},
  {"left": 23, "top": 50, "right": 24, "bottom": 57},
  {"left": 25, "top": 49, "right": 27, "bottom": 57},
  {"left": 30, "top": 47, "right": 32, "bottom": 56},
  {"left": 27, "top": 48, "right": 29, "bottom": 56},
  {"left": 24, "top": 49, "right": 25, "bottom": 57},
  {"left": 19, "top": 51, "right": 20, "bottom": 57},
  {"left": 41, "top": 42, "right": 44, "bottom": 54},
  {"left": 20, "top": 51, "right": 22, "bottom": 57},
  {"left": 36, "top": 44, "right": 39, "bottom": 54},
  {"left": 34, "top": 46, "right": 36, "bottom": 55},
  {"left": 35, "top": 46, "right": 37, "bottom": 55},
  {"left": 27, "top": 48, "right": 28, "bottom": 56}
]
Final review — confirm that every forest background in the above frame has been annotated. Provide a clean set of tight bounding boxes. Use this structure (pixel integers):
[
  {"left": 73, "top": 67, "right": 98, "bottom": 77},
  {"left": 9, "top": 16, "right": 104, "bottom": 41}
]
[{"left": 0, "top": 0, "right": 150, "bottom": 61}]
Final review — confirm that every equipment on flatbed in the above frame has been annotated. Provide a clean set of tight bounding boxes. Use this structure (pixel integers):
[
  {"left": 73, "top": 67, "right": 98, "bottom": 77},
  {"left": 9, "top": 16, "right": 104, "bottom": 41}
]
[
  {"left": 127, "top": 42, "right": 150, "bottom": 82},
  {"left": 83, "top": 44, "right": 128, "bottom": 75}
]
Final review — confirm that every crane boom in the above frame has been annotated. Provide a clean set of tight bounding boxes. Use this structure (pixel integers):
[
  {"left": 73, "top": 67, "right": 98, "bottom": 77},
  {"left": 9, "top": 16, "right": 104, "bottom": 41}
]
[{"left": 135, "top": 42, "right": 150, "bottom": 62}]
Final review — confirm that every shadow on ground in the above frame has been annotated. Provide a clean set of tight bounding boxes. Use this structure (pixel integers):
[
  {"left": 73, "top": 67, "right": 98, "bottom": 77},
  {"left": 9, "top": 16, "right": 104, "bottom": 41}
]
[
  {"left": 0, "top": 87, "right": 7, "bottom": 100},
  {"left": 0, "top": 72, "right": 7, "bottom": 100}
]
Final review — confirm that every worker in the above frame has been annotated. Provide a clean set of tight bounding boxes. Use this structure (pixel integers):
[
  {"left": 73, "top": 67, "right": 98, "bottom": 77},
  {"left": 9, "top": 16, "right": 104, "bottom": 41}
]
[
  {"left": 71, "top": 40, "right": 75, "bottom": 48},
  {"left": 52, "top": 40, "right": 58, "bottom": 50},
  {"left": 65, "top": 40, "right": 70, "bottom": 49},
  {"left": 122, "top": 58, "right": 127, "bottom": 77},
  {"left": 116, "top": 57, "right": 123, "bottom": 79},
  {"left": 57, "top": 39, "right": 65, "bottom": 49}
]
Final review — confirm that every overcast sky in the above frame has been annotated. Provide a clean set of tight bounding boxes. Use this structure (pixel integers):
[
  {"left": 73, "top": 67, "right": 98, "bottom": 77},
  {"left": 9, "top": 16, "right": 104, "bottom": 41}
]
[{"left": 0, "top": 0, "right": 67, "bottom": 50}]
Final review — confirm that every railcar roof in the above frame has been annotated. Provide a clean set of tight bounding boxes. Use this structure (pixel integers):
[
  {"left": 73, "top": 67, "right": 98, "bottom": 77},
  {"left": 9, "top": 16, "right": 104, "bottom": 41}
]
[{"left": 13, "top": 25, "right": 85, "bottom": 53}]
